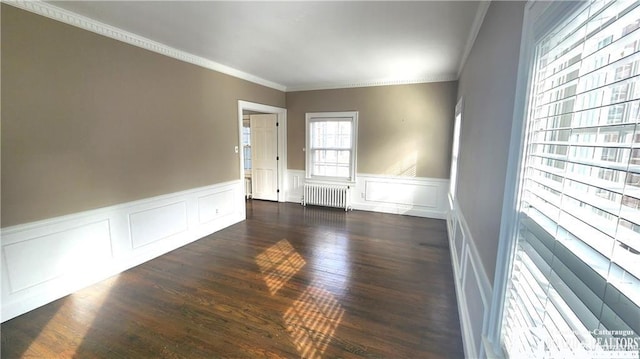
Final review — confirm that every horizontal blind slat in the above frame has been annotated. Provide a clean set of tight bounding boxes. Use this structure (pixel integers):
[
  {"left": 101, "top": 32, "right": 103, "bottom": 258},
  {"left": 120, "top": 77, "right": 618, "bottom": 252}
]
[{"left": 502, "top": 1, "right": 640, "bottom": 357}]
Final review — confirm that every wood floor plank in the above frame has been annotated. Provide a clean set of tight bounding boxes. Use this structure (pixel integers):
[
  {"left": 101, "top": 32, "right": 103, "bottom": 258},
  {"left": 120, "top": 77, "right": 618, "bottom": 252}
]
[{"left": 1, "top": 201, "right": 464, "bottom": 358}]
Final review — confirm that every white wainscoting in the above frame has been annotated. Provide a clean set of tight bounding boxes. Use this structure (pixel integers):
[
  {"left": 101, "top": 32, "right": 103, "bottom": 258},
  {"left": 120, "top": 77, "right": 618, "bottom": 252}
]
[
  {"left": 447, "top": 197, "right": 493, "bottom": 359},
  {"left": 286, "top": 170, "right": 306, "bottom": 203},
  {"left": 1, "top": 180, "right": 245, "bottom": 322},
  {"left": 286, "top": 170, "right": 448, "bottom": 219}
]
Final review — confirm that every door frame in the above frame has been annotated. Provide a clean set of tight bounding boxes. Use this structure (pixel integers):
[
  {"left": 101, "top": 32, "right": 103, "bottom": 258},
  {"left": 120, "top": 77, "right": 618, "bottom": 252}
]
[{"left": 237, "top": 100, "right": 287, "bottom": 203}]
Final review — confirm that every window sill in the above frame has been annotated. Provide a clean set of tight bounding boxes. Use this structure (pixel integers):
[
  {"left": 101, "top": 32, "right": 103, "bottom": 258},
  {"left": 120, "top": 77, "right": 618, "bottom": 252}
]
[{"left": 305, "top": 178, "right": 356, "bottom": 187}]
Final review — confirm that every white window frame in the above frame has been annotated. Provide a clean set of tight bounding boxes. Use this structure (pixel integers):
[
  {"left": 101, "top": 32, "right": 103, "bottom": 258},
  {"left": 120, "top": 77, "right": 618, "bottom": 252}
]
[
  {"left": 487, "top": 4, "right": 585, "bottom": 350},
  {"left": 305, "top": 111, "right": 358, "bottom": 183}
]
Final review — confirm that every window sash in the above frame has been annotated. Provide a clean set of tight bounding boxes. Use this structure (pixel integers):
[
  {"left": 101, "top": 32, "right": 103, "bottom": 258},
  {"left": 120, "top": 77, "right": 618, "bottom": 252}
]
[
  {"left": 305, "top": 113, "right": 358, "bottom": 182},
  {"left": 310, "top": 149, "right": 352, "bottom": 178},
  {"left": 309, "top": 120, "right": 353, "bottom": 150}
]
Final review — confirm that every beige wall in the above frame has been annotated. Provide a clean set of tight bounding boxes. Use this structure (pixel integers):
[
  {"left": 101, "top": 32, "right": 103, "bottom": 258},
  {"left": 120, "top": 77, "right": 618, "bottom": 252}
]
[
  {"left": 1, "top": 5, "right": 285, "bottom": 227},
  {"left": 286, "top": 82, "right": 457, "bottom": 178},
  {"left": 456, "top": 1, "right": 525, "bottom": 282}
]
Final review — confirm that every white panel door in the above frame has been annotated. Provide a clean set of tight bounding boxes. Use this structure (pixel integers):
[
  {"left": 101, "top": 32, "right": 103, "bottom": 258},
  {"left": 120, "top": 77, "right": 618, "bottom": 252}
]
[{"left": 250, "top": 114, "right": 278, "bottom": 201}]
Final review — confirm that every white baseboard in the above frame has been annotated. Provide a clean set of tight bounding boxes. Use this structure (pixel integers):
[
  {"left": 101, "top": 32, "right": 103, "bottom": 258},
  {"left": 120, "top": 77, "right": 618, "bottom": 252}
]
[
  {"left": 447, "top": 198, "right": 493, "bottom": 359},
  {"left": 1, "top": 180, "right": 245, "bottom": 322},
  {"left": 286, "top": 170, "right": 448, "bottom": 219}
]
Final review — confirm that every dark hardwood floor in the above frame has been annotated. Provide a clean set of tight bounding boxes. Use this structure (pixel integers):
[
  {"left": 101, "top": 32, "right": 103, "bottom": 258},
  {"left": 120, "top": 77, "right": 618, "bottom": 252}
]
[{"left": 1, "top": 201, "right": 464, "bottom": 358}]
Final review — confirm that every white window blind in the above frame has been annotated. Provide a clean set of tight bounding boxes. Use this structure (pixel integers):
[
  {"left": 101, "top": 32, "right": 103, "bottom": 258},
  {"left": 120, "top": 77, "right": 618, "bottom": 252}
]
[{"left": 502, "top": 0, "right": 640, "bottom": 357}]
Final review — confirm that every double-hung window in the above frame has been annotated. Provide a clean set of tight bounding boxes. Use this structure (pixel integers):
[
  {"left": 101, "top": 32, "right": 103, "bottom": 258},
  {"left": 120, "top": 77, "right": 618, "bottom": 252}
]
[
  {"left": 500, "top": 0, "right": 640, "bottom": 357},
  {"left": 449, "top": 100, "right": 463, "bottom": 201},
  {"left": 305, "top": 112, "right": 358, "bottom": 182}
]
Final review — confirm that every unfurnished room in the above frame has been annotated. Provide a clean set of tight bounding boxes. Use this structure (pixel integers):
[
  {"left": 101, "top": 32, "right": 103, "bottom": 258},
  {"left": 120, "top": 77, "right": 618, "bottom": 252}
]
[{"left": 1, "top": 1, "right": 639, "bottom": 358}]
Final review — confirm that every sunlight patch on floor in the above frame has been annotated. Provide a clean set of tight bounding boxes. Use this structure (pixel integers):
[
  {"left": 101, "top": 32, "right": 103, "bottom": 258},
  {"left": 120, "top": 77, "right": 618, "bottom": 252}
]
[
  {"left": 255, "top": 239, "right": 306, "bottom": 295},
  {"left": 284, "top": 281, "right": 345, "bottom": 359},
  {"left": 24, "top": 274, "right": 120, "bottom": 357}
]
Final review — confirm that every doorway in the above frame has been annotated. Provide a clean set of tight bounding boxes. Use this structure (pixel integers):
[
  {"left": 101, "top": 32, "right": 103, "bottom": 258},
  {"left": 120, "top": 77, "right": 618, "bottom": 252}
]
[
  {"left": 244, "top": 113, "right": 278, "bottom": 201},
  {"left": 237, "top": 101, "right": 287, "bottom": 205}
]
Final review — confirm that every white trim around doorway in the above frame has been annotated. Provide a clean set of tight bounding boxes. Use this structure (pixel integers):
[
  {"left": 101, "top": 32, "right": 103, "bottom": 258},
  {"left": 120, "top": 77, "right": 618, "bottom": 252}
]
[{"left": 237, "top": 101, "right": 288, "bottom": 206}]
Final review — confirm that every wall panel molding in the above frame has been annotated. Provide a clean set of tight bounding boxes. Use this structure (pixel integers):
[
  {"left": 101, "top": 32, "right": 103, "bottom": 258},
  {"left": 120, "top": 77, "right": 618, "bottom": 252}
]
[
  {"left": 447, "top": 199, "right": 493, "bottom": 359},
  {"left": 286, "top": 170, "right": 448, "bottom": 219},
  {"left": 198, "top": 189, "right": 236, "bottom": 224},
  {"left": 1, "top": 180, "right": 245, "bottom": 322},
  {"left": 129, "top": 202, "right": 188, "bottom": 249},
  {"left": 4, "top": 219, "right": 112, "bottom": 293}
]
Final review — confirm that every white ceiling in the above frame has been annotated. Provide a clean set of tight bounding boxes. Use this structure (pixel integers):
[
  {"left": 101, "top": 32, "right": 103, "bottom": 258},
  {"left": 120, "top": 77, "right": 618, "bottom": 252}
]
[{"left": 47, "top": 1, "right": 487, "bottom": 91}]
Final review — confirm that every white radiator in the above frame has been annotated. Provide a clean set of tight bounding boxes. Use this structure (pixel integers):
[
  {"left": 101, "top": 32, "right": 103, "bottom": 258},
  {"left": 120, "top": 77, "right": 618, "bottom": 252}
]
[
  {"left": 302, "top": 184, "right": 351, "bottom": 211},
  {"left": 245, "top": 177, "right": 252, "bottom": 199}
]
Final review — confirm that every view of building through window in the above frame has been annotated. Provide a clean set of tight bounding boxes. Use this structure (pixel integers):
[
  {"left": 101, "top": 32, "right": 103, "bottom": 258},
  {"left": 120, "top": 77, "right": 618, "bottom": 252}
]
[{"left": 502, "top": 0, "right": 640, "bottom": 356}]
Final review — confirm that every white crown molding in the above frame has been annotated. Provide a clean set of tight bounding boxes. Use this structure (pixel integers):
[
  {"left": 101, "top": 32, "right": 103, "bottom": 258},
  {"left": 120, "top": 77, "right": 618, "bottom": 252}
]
[
  {"left": 457, "top": 1, "right": 491, "bottom": 79},
  {"left": 4, "top": 0, "right": 288, "bottom": 92},
  {"left": 286, "top": 73, "right": 458, "bottom": 92}
]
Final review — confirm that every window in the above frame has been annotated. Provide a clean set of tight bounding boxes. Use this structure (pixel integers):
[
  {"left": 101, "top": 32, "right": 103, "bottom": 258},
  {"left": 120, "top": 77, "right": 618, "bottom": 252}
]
[
  {"left": 449, "top": 100, "right": 463, "bottom": 200},
  {"left": 242, "top": 125, "right": 251, "bottom": 171},
  {"left": 500, "top": 1, "right": 640, "bottom": 357},
  {"left": 305, "top": 112, "right": 358, "bottom": 182}
]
